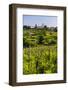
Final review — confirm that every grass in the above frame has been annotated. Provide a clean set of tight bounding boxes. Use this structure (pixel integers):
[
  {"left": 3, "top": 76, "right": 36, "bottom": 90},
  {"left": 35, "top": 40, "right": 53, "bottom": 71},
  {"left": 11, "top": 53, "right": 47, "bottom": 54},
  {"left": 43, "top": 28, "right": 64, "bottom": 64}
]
[
  {"left": 23, "top": 28, "right": 57, "bottom": 75},
  {"left": 23, "top": 45, "right": 57, "bottom": 75}
]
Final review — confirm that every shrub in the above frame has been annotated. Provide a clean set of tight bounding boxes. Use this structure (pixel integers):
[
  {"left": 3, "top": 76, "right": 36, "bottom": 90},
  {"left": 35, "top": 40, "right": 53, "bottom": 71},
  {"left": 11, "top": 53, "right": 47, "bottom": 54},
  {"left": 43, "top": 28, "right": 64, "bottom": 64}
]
[
  {"left": 37, "top": 35, "right": 45, "bottom": 44},
  {"left": 23, "top": 37, "right": 30, "bottom": 47},
  {"left": 48, "top": 39, "right": 56, "bottom": 45}
]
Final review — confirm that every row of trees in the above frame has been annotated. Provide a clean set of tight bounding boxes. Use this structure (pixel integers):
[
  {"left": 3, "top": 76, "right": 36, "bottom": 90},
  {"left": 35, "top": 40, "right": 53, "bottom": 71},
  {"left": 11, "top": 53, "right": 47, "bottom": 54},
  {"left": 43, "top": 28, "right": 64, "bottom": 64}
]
[{"left": 23, "top": 25, "right": 57, "bottom": 32}]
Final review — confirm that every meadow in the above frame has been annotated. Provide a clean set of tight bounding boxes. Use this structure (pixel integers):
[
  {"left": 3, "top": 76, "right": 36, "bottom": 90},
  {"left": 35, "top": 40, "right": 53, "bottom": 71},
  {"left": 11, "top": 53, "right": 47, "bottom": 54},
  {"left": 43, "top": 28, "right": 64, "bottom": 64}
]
[{"left": 23, "top": 27, "right": 57, "bottom": 75}]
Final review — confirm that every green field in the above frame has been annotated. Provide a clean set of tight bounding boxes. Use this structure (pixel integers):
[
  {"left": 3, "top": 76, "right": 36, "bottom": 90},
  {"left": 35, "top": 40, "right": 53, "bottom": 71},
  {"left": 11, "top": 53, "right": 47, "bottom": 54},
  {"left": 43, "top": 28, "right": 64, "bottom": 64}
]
[{"left": 23, "top": 28, "right": 57, "bottom": 75}]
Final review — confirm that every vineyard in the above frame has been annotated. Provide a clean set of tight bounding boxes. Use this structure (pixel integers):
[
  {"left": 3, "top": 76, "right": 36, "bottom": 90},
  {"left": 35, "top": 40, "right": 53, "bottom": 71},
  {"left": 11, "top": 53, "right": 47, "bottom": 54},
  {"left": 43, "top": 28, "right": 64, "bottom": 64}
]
[{"left": 23, "top": 28, "right": 57, "bottom": 75}]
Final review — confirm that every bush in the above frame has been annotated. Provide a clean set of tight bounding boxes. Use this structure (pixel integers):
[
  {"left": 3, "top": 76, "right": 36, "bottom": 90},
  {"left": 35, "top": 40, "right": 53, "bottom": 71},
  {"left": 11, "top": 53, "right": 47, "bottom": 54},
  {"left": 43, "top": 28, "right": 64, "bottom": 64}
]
[
  {"left": 30, "top": 41, "right": 37, "bottom": 47},
  {"left": 37, "top": 35, "right": 45, "bottom": 44},
  {"left": 23, "top": 37, "right": 30, "bottom": 47},
  {"left": 48, "top": 39, "right": 56, "bottom": 45}
]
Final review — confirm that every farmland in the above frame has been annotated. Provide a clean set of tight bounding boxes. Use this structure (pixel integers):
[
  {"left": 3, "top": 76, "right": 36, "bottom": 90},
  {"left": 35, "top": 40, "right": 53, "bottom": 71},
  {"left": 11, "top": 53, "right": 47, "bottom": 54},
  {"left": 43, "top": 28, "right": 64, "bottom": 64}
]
[{"left": 23, "top": 28, "right": 57, "bottom": 75}]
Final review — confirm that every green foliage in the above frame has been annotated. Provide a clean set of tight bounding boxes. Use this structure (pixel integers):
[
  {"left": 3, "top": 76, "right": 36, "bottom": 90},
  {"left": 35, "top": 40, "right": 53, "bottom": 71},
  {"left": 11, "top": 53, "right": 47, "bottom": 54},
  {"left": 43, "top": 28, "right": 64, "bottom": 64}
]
[
  {"left": 23, "top": 28, "right": 57, "bottom": 75},
  {"left": 23, "top": 37, "right": 29, "bottom": 47},
  {"left": 23, "top": 46, "right": 57, "bottom": 74},
  {"left": 37, "top": 35, "right": 45, "bottom": 44},
  {"left": 48, "top": 39, "right": 56, "bottom": 45}
]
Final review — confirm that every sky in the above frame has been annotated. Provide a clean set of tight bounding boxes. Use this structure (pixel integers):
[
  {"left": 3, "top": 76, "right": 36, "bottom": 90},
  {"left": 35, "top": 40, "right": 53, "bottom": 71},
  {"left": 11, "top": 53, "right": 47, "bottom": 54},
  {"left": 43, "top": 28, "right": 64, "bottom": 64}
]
[{"left": 23, "top": 15, "right": 57, "bottom": 27}]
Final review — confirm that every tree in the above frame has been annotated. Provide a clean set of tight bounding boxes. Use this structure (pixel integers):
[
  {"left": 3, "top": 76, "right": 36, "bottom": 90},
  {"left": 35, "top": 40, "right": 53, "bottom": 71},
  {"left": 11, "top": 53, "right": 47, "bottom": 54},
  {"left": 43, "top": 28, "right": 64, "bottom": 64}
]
[
  {"left": 44, "top": 25, "right": 47, "bottom": 29},
  {"left": 23, "top": 25, "right": 28, "bottom": 29},
  {"left": 23, "top": 25, "right": 31, "bottom": 29},
  {"left": 54, "top": 27, "right": 57, "bottom": 32},
  {"left": 27, "top": 26, "right": 31, "bottom": 29},
  {"left": 37, "top": 35, "right": 44, "bottom": 44}
]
